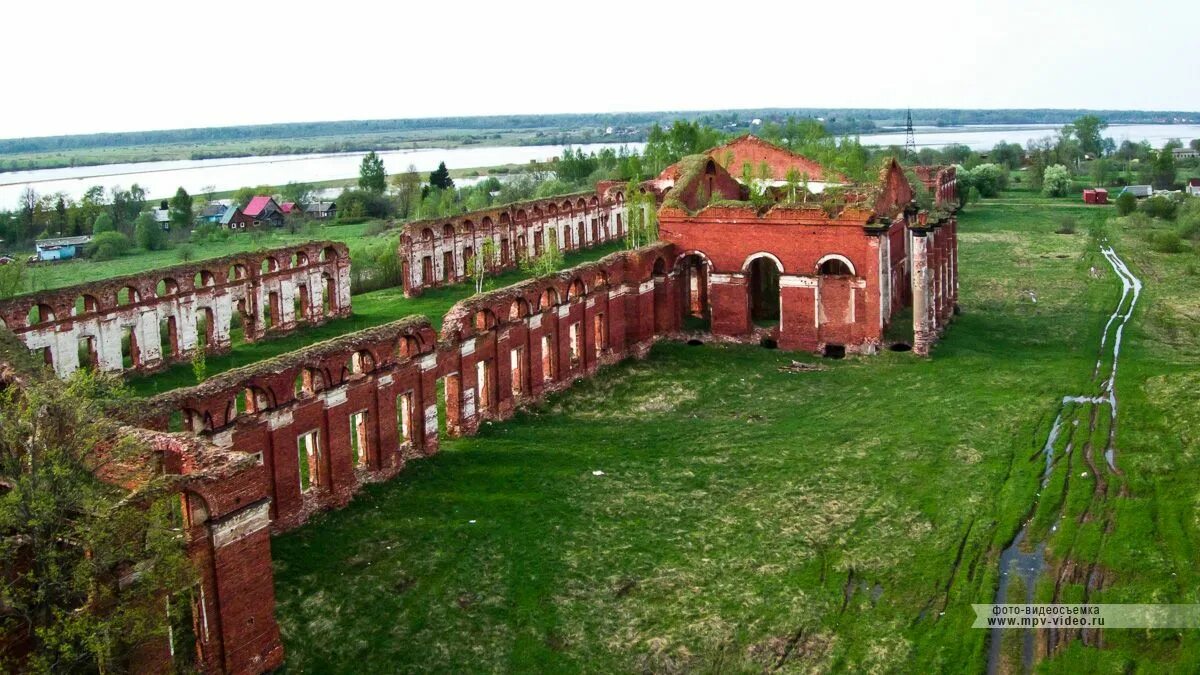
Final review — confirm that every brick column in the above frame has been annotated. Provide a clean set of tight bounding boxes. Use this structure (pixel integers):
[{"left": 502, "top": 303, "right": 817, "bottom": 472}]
[
  {"left": 709, "top": 274, "right": 749, "bottom": 336},
  {"left": 911, "top": 229, "right": 932, "bottom": 356}
]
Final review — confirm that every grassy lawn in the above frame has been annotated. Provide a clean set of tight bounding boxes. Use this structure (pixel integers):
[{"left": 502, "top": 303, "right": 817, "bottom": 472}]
[
  {"left": 128, "top": 243, "right": 623, "bottom": 397},
  {"left": 267, "top": 191, "right": 1200, "bottom": 672}
]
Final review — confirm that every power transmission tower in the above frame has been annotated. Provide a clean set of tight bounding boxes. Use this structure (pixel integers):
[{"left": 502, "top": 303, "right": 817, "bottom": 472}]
[{"left": 904, "top": 109, "right": 917, "bottom": 161}]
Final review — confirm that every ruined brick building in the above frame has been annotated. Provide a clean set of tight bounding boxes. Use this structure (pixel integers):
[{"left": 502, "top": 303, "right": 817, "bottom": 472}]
[
  {"left": 0, "top": 242, "right": 352, "bottom": 378},
  {"left": 0, "top": 137, "right": 957, "bottom": 673},
  {"left": 650, "top": 136, "right": 958, "bottom": 356}
]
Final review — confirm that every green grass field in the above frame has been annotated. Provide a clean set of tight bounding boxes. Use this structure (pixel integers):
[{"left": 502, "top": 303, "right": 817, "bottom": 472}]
[{"left": 266, "top": 192, "right": 1200, "bottom": 672}]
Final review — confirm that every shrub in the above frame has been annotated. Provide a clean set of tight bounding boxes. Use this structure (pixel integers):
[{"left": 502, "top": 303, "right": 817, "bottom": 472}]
[
  {"left": 1151, "top": 231, "right": 1185, "bottom": 253},
  {"left": 1041, "top": 164, "right": 1073, "bottom": 197},
  {"left": 1115, "top": 191, "right": 1137, "bottom": 216},
  {"left": 134, "top": 213, "right": 168, "bottom": 251},
  {"left": 177, "top": 244, "right": 195, "bottom": 262},
  {"left": 338, "top": 188, "right": 394, "bottom": 220},
  {"left": 86, "top": 231, "right": 131, "bottom": 260},
  {"left": 1055, "top": 216, "right": 1077, "bottom": 234},
  {"left": 1139, "top": 194, "right": 1178, "bottom": 220},
  {"left": 969, "top": 163, "right": 1007, "bottom": 198}
]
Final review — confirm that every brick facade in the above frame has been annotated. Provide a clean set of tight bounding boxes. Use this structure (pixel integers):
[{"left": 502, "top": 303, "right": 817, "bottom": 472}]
[
  {"left": 0, "top": 242, "right": 352, "bottom": 378},
  {"left": 398, "top": 187, "right": 627, "bottom": 296}
]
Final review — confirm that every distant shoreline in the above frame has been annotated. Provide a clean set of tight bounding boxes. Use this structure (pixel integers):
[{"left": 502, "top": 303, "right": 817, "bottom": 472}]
[{"left": 2, "top": 108, "right": 1195, "bottom": 174}]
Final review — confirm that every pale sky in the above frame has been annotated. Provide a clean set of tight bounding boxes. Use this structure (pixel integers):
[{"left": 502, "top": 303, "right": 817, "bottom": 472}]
[{"left": 3, "top": 0, "right": 1198, "bottom": 140}]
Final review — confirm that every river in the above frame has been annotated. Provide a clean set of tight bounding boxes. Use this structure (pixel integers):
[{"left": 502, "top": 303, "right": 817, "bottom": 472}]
[{"left": 3, "top": 123, "right": 1198, "bottom": 209}]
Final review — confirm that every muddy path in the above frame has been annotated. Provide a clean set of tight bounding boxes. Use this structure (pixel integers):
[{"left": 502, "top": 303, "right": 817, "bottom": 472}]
[{"left": 986, "top": 245, "right": 1142, "bottom": 674}]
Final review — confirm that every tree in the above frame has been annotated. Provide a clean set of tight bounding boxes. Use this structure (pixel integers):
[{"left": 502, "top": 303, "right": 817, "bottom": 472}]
[
  {"left": 1190, "top": 139, "right": 1200, "bottom": 153},
  {"left": 280, "top": 181, "right": 315, "bottom": 207},
  {"left": 990, "top": 141, "right": 1024, "bottom": 170},
  {"left": 1041, "top": 164, "right": 1073, "bottom": 197},
  {"left": 168, "top": 187, "right": 193, "bottom": 231},
  {"left": 358, "top": 151, "right": 387, "bottom": 194},
  {"left": 135, "top": 212, "right": 167, "bottom": 251},
  {"left": 428, "top": 162, "right": 454, "bottom": 191},
  {"left": 1151, "top": 149, "right": 1177, "bottom": 189},
  {"left": 520, "top": 227, "right": 563, "bottom": 277},
  {"left": 0, "top": 258, "right": 27, "bottom": 299},
  {"left": 0, "top": 367, "right": 193, "bottom": 672},
  {"left": 466, "top": 238, "right": 498, "bottom": 295},
  {"left": 232, "top": 187, "right": 259, "bottom": 208},
  {"left": 1069, "top": 115, "right": 1107, "bottom": 158},
  {"left": 52, "top": 197, "right": 68, "bottom": 236},
  {"left": 1115, "top": 190, "right": 1137, "bottom": 216},
  {"left": 392, "top": 164, "right": 423, "bottom": 219},
  {"left": 91, "top": 212, "right": 115, "bottom": 235},
  {"left": 1089, "top": 158, "right": 1113, "bottom": 187}
]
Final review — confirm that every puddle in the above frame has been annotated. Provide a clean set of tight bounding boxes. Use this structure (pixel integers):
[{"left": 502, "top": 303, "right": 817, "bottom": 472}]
[{"left": 986, "top": 245, "right": 1142, "bottom": 674}]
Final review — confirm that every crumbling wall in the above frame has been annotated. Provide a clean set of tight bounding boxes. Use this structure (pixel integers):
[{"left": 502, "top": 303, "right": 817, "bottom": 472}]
[
  {"left": 398, "top": 186, "right": 628, "bottom": 296},
  {"left": 910, "top": 213, "right": 959, "bottom": 356},
  {"left": 0, "top": 242, "right": 352, "bottom": 379},
  {"left": 135, "top": 244, "right": 677, "bottom": 533},
  {"left": 137, "top": 429, "right": 284, "bottom": 675}
]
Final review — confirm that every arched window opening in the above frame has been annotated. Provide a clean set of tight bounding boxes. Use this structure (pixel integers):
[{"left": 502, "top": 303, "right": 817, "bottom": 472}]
[
  {"left": 540, "top": 287, "right": 559, "bottom": 311},
  {"left": 350, "top": 350, "right": 374, "bottom": 375},
  {"left": 819, "top": 258, "right": 853, "bottom": 276},
  {"left": 474, "top": 309, "right": 496, "bottom": 333},
  {"left": 28, "top": 303, "right": 55, "bottom": 326},
  {"left": 194, "top": 271, "right": 215, "bottom": 288},
  {"left": 509, "top": 299, "right": 529, "bottom": 321},
  {"left": 72, "top": 295, "right": 99, "bottom": 317},
  {"left": 567, "top": 279, "right": 586, "bottom": 302},
  {"left": 117, "top": 286, "right": 140, "bottom": 306},
  {"left": 157, "top": 278, "right": 179, "bottom": 298},
  {"left": 294, "top": 367, "right": 325, "bottom": 398},
  {"left": 398, "top": 335, "right": 420, "bottom": 359}
]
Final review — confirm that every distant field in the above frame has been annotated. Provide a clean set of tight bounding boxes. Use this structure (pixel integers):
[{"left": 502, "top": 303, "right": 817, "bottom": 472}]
[
  {"left": 0, "top": 128, "right": 583, "bottom": 173},
  {"left": 269, "top": 192, "right": 1200, "bottom": 672}
]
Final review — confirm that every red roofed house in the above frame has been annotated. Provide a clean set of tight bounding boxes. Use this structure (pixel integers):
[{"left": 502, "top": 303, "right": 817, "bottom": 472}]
[
  {"left": 280, "top": 201, "right": 301, "bottom": 216},
  {"left": 244, "top": 196, "right": 285, "bottom": 227},
  {"left": 652, "top": 137, "right": 959, "bottom": 356},
  {"left": 1187, "top": 178, "right": 1200, "bottom": 197}
]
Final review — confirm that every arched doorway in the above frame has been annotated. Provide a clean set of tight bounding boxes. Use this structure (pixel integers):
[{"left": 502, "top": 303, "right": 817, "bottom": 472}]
[
  {"left": 747, "top": 255, "right": 781, "bottom": 327},
  {"left": 677, "top": 253, "right": 710, "bottom": 329}
]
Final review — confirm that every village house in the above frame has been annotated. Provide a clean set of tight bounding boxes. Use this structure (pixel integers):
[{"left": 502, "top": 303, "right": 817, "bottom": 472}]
[
  {"left": 198, "top": 199, "right": 232, "bottom": 223},
  {"left": 244, "top": 195, "right": 286, "bottom": 227},
  {"left": 151, "top": 200, "right": 172, "bottom": 230},
  {"left": 304, "top": 201, "right": 337, "bottom": 219},
  {"left": 220, "top": 205, "right": 253, "bottom": 229},
  {"left": 1187, "top": 178, "right": 1200, "bottom": 197}
]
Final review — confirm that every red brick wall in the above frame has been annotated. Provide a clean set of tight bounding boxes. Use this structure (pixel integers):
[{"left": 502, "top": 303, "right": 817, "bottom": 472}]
[{"left": 659, "top": 204, "right": 896, "bottom": 353}]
